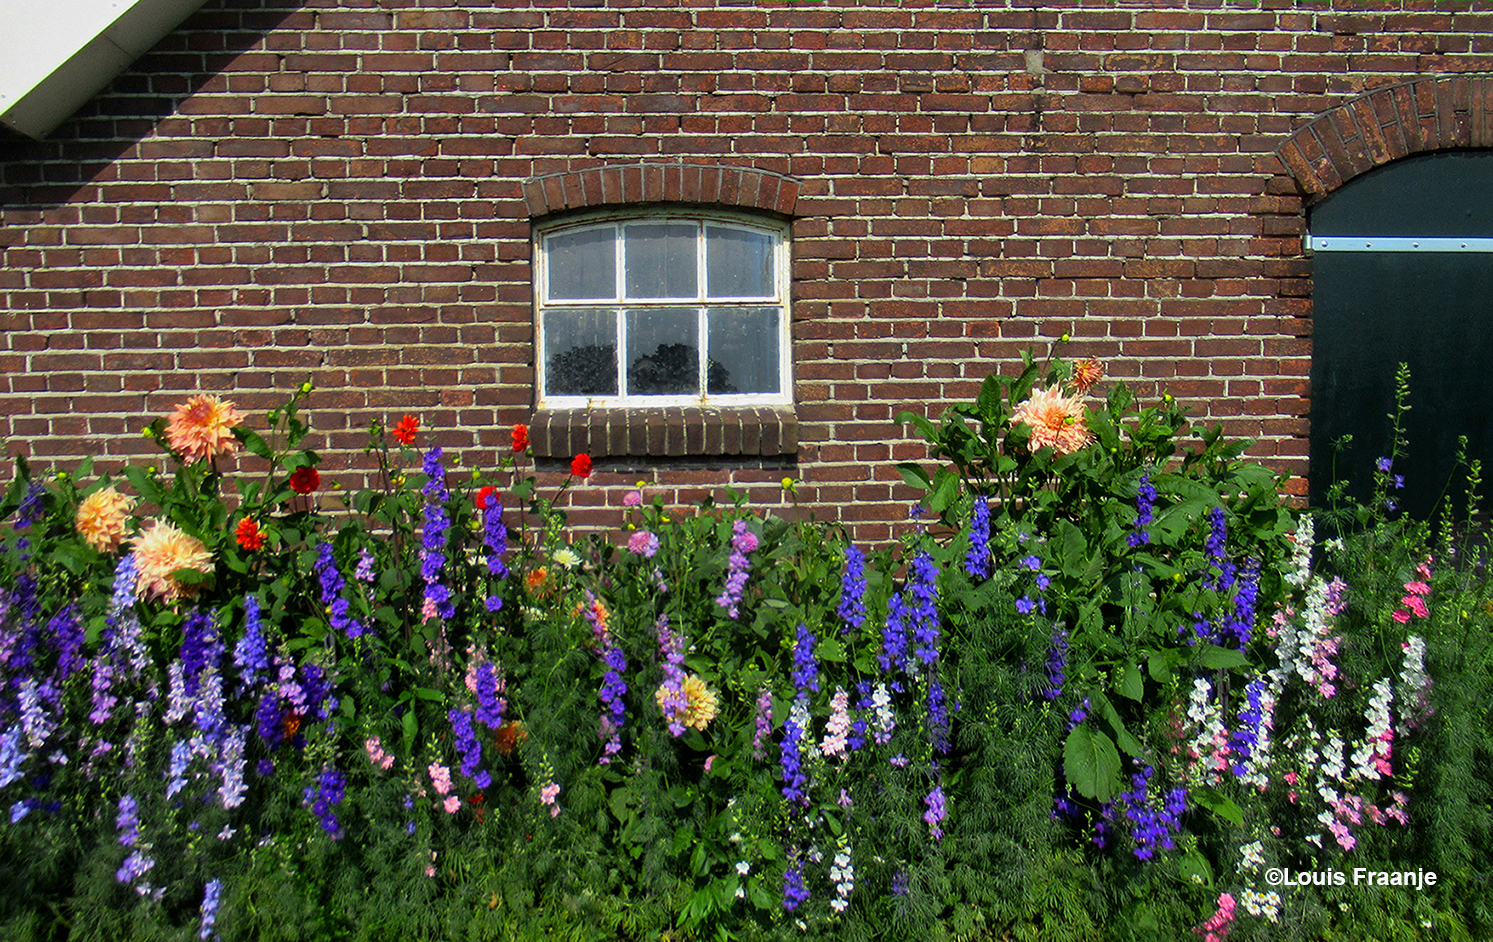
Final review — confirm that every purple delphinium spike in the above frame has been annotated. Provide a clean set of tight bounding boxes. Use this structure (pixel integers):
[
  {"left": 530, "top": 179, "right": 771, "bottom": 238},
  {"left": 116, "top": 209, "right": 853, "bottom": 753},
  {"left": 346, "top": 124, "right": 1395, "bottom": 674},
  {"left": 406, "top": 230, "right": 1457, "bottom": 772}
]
[
  {"left": 419, "top": 448, "right": 454, "bottom": 621},
  {"left": 1127, "top": 474, "right": 1156, "bottom": 548},
  {"left": 1229, "top": 558, "right": 1260, "bottom": 651},
  {"left": 1203, "top": 507, "right": 1235, "bottom": 592},
  {"left": 791, "top": 622, "right": 820, "bottom": 695},
  {"left": 198, "top": 878, "right": 222, "bottom": 941},
  {"left": 116, "top": 793, "right": 141, "bottom": 846},
  {"left": 780, "top": 696, "right": 810, "bottom": 807},
  {"left": 450, "top": 708, "right": 490, "bottom": 789},
  {"left": 473, "top": 661, "right": 506, "bottom": 730},
  {"left": 927, "top": 677, "right": 950, "bottom": 755},
  {"left": 180, "top": 610, "right": 222, "bottom": 698},
  {"left": 597, "top": 637, "right": 627, "bottom": 765},
  {"left": 655, "top": 615, "right": 687, "bottom": 737},
  {"left": 782, "top": 861, "right": 809, "bottom": 912},
  {"left": 315, "top": 543, "right": 365, "bottom": 639},
  {"left": 1230, "top": 677, "right": 1266, "bottom": 776},
  {"left": 752, "top": 687, "right": 774, "bottom": 760},
  {"left": 965, "top": 496, "right": 992, "bottom": 578},
  {"left": 234, "top": 595, "right": 269, "bottom": 692},
  {"left": 307, "top": 766, "right": 346, "bottom": 838},
  {"left": 715, "top": 520, "right": 759, "bottom": 618},
  {"left": 836, "top": 545, "right": 868, "bottom": 635},
  {"left": 908, "top": 553, "right": 941, "bottom": 666},
  {"left": 923, "top": 784, "right": 947, "bottom": 841},
  {"left": 1043, "top": 625, "right": 1069, "bottom": 701},
  {"left": 49, "top": 604, "right": 84, "bottom": 679},
  {"left": 481, "top": 495, "right": 510, "bottom": 579}
]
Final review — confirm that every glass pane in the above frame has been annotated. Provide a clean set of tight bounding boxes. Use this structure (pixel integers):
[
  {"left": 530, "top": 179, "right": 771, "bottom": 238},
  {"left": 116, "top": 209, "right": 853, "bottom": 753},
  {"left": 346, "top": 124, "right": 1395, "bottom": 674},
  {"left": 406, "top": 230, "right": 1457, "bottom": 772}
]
[
  {"left": 546, "top": 227, "right": 615, "bottom": 300},
  {"left": 706, "top": 226, "right": 775, "bottom": 298},
  {"left": 626, "top": 307, "right": 699, "bottom": 396},
  {"left": 707, "top": 307, "right": 779, "bottom": 395},
  {"left": 624, "top": 223, "right": 698, "bottom": 299},
  {"left": 544, "top": 308, "right": 617, "bottom": 396}
]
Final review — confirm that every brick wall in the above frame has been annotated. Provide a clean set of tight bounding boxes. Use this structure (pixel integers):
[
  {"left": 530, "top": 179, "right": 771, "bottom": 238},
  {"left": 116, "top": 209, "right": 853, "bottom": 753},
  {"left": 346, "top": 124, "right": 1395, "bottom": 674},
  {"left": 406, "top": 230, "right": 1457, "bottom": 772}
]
[{"left": 4, "top": 0, "right": 1493, "bottom": 543}]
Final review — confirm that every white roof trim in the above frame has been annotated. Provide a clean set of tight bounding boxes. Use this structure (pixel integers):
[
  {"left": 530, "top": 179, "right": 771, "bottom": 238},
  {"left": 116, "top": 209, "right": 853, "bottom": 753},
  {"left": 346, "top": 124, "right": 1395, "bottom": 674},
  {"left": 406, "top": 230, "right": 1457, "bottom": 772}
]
[{"left": 0, "top": 0, "right": 209, "bottom": 139}]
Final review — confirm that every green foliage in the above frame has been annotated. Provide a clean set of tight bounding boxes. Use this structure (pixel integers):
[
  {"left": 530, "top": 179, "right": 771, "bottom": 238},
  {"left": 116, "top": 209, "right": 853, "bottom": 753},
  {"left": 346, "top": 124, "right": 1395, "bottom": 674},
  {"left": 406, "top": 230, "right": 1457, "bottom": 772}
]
[{"left": 0, "top": 355, "right": 1484, "bottom": 941}]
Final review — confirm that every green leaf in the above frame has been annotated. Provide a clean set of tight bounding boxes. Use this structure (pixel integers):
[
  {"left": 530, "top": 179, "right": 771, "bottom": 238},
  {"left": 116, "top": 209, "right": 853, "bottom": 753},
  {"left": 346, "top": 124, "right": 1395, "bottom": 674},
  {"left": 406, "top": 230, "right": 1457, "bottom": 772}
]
[
  {"left": 895, "top": 462, "right": 933, "bottom": 492},
  {"left": 1091, "top": 691, "right": 1143, "bottom": 756},
  {"left": 121, "top": 465, "right": 165, "bottom": 507},
  {"left": 1192, "top": 787, "right": 1245, "bottom": 827},
  {"left": 1063, "top": 725, "right": 1122, "bottom": 802},
  {"left": 817, "top": 638, "right": 846, "bottom": 663},
  {"left": 1056, "top": 519, "right": 1087, "bottom": 579},
  {"left": 411, "top": 686, "right": 444, "bottom": 702},
  {"left": 232, "top": 427, "right": 275, "bottom": 461},
  {"left": 1148, "top": 651, "right": 1176, "bottom": 684},
  {"left": 896, "top": 411, "right": 940, "bottom": 444},
  {"left": 927, "top": 468, "right": 960, "bottom": 514},
  {"left": 1118, "top": 661, "right": 1144, "bottom": 702},
  {"left": 1197, "top": 644, "right": 1248, "bottom": 670}
]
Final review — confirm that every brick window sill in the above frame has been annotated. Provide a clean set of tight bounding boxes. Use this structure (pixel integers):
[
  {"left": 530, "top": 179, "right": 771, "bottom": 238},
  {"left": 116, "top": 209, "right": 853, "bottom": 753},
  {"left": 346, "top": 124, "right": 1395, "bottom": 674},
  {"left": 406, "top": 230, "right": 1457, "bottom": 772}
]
[{"left": 529, "top": 407, "right": 798, "bottom": 459}]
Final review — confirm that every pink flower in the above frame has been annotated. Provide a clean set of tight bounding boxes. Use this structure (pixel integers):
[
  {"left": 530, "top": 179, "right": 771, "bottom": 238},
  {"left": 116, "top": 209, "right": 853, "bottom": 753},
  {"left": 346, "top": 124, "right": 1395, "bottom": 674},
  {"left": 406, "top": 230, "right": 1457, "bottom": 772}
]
[
  {"left": 703, "top": 755, "right": 716, "bottom": 772},
  {"left": 428, "top": 762, "right": 452, "bottom": 796},
  {"left": 365, "top": 737, "right": 394, "bottom": 771},
  {"left": 627, "top": 530, "right": 660, "bottom": 558},
  {"left": 443, "top": 795, "right": 461, "bottom": 814},
  {"left": 623, "top": 490, "right": 643, "bottom": 507},
  {"left": 1392, "top": 608, "right": 1411, "bottom": 624},
  {"left": 540, "top": 781, "right": 561, "bottom": 817},
  {"left": 1404, "top": 580, "right": 1430, "bottom": 596},
  {"left": 1011, "top": 386, "right": 1094, "bottom": 455},
  {"left": 1401, "top": 594, "right": 1428, "bottom": 618}
]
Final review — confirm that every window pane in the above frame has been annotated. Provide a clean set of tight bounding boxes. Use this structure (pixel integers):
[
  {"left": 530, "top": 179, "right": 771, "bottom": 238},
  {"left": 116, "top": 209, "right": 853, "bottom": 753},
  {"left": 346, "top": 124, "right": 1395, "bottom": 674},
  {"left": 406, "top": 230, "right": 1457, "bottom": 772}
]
[
  {"left": 544, "top": 308, "right": 617, "bottom": 396},
  {"left": 706, "top": 226, "right": 774, "bottom": 298},
  {"left": 707, "top": 307, "right": 779, "bottom": 394},
  {"left": 547, "top": 228, "right": 615, "bottom": 300},
  {"left": 624, "top": 223, "right": 698, "bottom": 299},
  {"left": 626, "top": 307, "right": 699, "bottom": 396}
]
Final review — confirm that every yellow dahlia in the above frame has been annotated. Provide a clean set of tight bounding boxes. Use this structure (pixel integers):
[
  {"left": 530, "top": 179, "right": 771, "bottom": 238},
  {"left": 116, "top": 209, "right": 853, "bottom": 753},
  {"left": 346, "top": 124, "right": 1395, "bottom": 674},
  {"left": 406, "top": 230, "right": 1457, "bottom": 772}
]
[
  {"left": 681, "top": 674, "right": 720, "bottom": 732},
  {"left": 165, "top": 394, "right": 246, "bottom": 463},
  {"left": 131, "top": 518, "right": 213, "bottom": 603},
  {"left": 75, "top": 486, "right": 135, "bottom": 553},
  {"left": 1011, "top": 386, "right": 1094, "bottom": 456}
]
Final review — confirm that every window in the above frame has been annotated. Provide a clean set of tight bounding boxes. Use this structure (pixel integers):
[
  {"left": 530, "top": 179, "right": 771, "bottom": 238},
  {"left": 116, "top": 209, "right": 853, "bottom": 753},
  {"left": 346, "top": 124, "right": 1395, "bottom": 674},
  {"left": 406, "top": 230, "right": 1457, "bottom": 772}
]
[
  {"left": 1309, "top": 151, "right": 1493, "bottom": 519},
  {"left": 535, "top": 213, "right": 791, "bottom": 409}
]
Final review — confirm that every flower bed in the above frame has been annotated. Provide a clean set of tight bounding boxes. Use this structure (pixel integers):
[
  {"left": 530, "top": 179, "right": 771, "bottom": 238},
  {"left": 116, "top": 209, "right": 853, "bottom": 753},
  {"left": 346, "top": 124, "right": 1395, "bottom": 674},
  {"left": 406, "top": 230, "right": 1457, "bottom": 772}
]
[{"left": 0, "top": 355, "right": 1488, "bottom": 941}]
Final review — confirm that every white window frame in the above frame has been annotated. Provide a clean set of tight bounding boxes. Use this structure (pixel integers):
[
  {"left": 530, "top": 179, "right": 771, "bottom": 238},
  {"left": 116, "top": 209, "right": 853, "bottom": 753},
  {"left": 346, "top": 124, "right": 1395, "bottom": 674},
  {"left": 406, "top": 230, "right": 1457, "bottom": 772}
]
[{"left": 534, "top": 209, "right": 792, "bottom": 410}]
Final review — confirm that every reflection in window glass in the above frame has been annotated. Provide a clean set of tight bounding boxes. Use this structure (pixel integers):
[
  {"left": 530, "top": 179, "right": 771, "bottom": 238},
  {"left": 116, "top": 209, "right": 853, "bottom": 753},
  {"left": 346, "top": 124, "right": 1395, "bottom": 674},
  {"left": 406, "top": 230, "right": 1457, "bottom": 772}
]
[
  {"left": 544, "top": 308, "right": 617, "bottom": 396},
  {"left": 624, "top": 223, "right": 698, "bottom": 299},
  {"left": 707, "top": 307, "right": 779, "bottom": 394},
  {"left": 626, "top": 308, "right": 699, "bottom": 395},
  {"left": 706, "top": 226, "right": 774, "bottom": 298},
  {"left": 546, "top": 228, "right": 616, "bottom": 300}
]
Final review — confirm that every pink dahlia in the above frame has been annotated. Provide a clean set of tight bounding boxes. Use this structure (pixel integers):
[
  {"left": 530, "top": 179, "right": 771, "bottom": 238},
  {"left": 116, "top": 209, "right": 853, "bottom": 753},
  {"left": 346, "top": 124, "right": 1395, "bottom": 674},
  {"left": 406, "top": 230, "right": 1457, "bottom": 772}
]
[
  {"left": 1011, "top": 387, "right": 1094, "bottom": 455},
  {"left": 165, "top": 394, "right": 245, "bottom": 463}
]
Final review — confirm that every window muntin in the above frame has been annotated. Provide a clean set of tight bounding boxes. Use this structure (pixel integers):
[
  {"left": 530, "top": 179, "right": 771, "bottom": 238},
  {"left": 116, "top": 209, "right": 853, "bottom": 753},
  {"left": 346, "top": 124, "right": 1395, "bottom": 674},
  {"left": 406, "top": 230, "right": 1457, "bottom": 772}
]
[{"left": 536, "top": 213, "right": 790, "bottom": 408}]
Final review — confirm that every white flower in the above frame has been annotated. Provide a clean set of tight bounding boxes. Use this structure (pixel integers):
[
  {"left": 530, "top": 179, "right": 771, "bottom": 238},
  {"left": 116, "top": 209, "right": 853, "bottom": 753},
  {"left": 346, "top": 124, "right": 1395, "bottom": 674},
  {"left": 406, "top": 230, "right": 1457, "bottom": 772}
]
[
  {"left": 870, "top": 682, "right": 895, "bottom": 744},
  {"left": 1285, "top": 515, "right": 1314, "bottom": 587},
  {"left": 1239, "top": 841, "right": 1265, "bottom": 871},
  {"left": 552, "top": 547, "right": 580, "bottom": 569},
  {"left": 735, "top": 860, "right": 750, "bottom": 876}
]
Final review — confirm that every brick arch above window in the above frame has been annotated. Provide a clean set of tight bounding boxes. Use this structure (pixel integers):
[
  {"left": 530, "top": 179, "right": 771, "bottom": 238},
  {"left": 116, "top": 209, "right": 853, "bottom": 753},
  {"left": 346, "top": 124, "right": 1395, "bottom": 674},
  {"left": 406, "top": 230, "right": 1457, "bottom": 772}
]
[
  {"left": 522, "top": 162, "right": 800, "bottom": 219},
  {"left": 1277, "top": 73, "right": 1493, "bottom": 201}
]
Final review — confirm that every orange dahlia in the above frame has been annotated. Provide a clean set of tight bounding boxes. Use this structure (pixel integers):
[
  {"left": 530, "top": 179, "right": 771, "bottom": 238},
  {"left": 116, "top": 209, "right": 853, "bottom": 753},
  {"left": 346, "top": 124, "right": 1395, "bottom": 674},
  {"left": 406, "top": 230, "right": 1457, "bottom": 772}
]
[
  {"left": 1071, "top": 358, "right": 1105, "bottom": 395},
  {"left": 164, "top": 394, "right": 245, "bottom": 464},
  {"left": 131, "top": 518, "right": 213, "bottom": 603},
  {"left": 1011, "top": 386, "right": 1094, "bottom": 456},
  {"left": 75, "top": 486, "right": 135, "bottom": 553}
]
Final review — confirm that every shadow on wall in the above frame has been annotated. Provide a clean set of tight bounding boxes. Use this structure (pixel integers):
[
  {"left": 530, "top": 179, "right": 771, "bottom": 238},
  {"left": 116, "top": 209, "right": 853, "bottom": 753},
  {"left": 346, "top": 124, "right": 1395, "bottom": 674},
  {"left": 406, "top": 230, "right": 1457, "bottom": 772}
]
[{"left": 0, "top": 0, "right": 307, "bottom": 212}]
